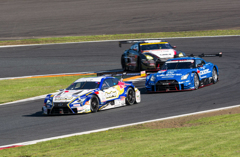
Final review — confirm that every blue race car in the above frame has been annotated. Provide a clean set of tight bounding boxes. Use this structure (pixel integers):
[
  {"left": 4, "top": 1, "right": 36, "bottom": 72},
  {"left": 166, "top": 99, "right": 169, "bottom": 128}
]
[
  {"left": 42, "top": 76, "right": 141, "bottom": 115},
  {"left": 145, "top": 53, "right": 222, "bottom": 92}
]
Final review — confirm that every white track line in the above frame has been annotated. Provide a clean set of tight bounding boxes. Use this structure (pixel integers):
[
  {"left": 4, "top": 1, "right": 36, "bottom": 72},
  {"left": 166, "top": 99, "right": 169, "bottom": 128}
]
[
  {"left": 0, "top": 93, "right": 58, "bottom": 107},
  {"left": 0, "top": 71, "right": 93, "bottom": 81},
  {"left": 0, "top": 35, "right": 239, "bottom": 48},
  {"left": 1, "top": 104, "right": 240, "bottom": 149}
]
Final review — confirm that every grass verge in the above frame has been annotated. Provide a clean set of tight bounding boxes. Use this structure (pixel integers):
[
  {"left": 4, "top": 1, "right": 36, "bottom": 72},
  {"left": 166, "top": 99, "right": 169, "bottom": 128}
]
[
  {"left": 1, "top": 29, "right": 240, "bottom": 46},
  {"left": 0, "top": 74, "right": 96, "bottom": 104},
  {"left": 1, "top": 108, "right": 240, "bottom": 156}
]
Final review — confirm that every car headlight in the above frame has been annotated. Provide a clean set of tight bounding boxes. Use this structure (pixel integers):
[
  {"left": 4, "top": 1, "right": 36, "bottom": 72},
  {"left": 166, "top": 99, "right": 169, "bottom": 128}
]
[
  {"left": 178, "top": 53, "right": 184, "bottom": 57},
  {"left": 77, "top": 98, "right": 86, "bottom": 104},
  {"left": 181, "top": 74, "right": 189, "bottom": 80},
  {"left": 145, "top": 55, "right": 153, "bottom": 60},
  {"left": 150, "top": 75, "right": 155, "bottom": 82}
]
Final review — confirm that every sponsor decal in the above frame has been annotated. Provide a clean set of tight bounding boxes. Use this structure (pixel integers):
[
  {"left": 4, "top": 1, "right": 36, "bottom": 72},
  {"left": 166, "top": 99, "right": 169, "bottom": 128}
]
[
  {"left": 77, "top": 107, "right": 84, "bottom": 111},
  {"left": 84, "top": 101, "right": 90, "bottom": 105},
  {"left": 158, "top": 71, "right": 165, "bottom": 73},
  {"left": 99, "top": 104, "right": 109, "bottom": 110},
  {"left": 140, "top": 42, "right": 168, "bottom": 45},
  {"left": 120, "top": 96, "right": 125, "bottom": 101},
  {"left": 85, "top": 92, "right": 92, "bottom": 96},
  {"left": 167, "top": 71, "right": 174, "bottom": 74},
  {"left": 55, "top": 95, "right": 73, "bottom": 101},
  {"left": 114, "top": 99, "right": 123, "bottom": 106},
  {"left": 157, "top": 74, "right": 177, "bottom": 77},
  {"left": 115, "top": 86, "right": 124, "bottom": 95},
  {"left": 159, "top": 53, "right": 172, "bottom": 56},
  {"left": 141, "top": 71, "right": 146, "bottom": 77},
  {"left": 200, "top": 69, "right": 211, "bottom": 75},
  {"left": 105, "top": 91, "right": 118, "bottom": 99},
  {"left": 150, "top": 63, "right": 155, "bottom": 66},
  {"left": 166, "top": 59, "right": 193, "bottom": 63}
]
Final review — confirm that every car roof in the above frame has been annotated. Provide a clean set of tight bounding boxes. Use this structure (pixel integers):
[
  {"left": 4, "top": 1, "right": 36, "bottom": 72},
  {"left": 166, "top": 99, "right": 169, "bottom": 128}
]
[
  {"left": 74, "top": 76, "right": 113, "bottom": 83},
  {"left": 138, "top": 39, "right": 167, "bottom": 44},
  {"left": 168, "top": 57, "right": 203, "bottom": 61}
]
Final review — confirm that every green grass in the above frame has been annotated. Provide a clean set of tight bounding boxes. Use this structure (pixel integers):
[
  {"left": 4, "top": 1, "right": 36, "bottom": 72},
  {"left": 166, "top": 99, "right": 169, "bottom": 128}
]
[
  {"left": 0, "top": 75, "right": 96, "bottom": 104},
  {"left": 1, "top": 113, "right": 240, "bottom": 157},
  {"left": 1, "top": 30, "right": 239, "bottom": 156},
  {"left": 1, "top": 29, "right": 240, "bottom": 46}
]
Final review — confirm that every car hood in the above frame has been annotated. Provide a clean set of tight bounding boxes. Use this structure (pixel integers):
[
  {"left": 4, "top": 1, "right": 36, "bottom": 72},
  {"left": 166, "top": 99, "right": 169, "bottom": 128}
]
[
  {"left": 143, "top": 49, "right": 174, "bottom": 59},
  {"left": 53, "top": 89, "right": 93, "bottom": 102},
  {"left": 155, "top": 69, "right": 193, "bottom": 79}
]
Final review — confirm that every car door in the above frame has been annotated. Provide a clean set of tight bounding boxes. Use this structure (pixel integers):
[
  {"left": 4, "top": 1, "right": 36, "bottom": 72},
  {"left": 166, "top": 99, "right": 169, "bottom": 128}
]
[
  {"left": 196, "top": 59, "right": 210, "bottom": 79},
  {"left": 101, "top": 79, "right": 119, "bottom": 102}
]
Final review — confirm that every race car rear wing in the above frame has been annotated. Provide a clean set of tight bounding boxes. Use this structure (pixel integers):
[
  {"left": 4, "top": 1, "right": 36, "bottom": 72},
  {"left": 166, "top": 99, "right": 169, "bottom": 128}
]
[
  {"left": 97, "top": 71, "right": 142, "bottom": 82},
  {"left": 118, "top": 39, "right": 166, "bottom": 47},
  {"left": 97, "top": 71, "right": 148, "bottom": 81},
  {"left": 119, "top": 40, "right": 141, "bottom": 47},
  {"left": 189, "top": 52, "right": 223, "bottom": 57},
  {"left": 97, "top": 71, "right": 140, "bottom": 77}
]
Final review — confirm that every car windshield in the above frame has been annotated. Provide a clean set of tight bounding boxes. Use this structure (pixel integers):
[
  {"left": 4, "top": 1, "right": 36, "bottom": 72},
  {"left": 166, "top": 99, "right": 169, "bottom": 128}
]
[
  {"left": 161, "top": 60, "right": 195, "bottom": 70},
  {"left": 140, "top": 44, "right": 172, "bottom": 51},
  {"left": 66, "top": 82, "right": 99, "bottom": 90}
]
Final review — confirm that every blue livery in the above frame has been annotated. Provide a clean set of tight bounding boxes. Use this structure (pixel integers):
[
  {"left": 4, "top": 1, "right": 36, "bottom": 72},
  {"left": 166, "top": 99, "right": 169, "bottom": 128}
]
[{"left": 145, "top": 56, "right": 219, "bottom": 92}]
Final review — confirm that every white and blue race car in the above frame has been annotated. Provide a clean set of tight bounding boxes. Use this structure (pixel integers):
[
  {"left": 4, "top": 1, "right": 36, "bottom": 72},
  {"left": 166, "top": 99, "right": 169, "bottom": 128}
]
[
  {"left": 146, "top": 53, "right": 222, "bottom": 92},
  {"left": 42, "top": 76, "right": 141, "bottom": 115}
]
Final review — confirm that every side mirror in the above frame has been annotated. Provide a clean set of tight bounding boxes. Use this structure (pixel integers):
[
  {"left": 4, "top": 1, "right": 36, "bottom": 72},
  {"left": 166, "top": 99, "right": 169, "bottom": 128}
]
[
  {"left": 102, "top": 87, "right": 108, "bottom": 90},
  {"left": 197, "top": 64, "right": 203, "bottom": 67},
  {"left": 172, "top": 46, "right": 177, "bottom": 49}
]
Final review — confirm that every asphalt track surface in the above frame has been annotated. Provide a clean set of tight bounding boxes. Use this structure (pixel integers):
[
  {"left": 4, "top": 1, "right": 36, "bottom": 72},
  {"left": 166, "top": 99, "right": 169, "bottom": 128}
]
[
  {"left": 0, "top": 36, "right": 240, "bottom": 146},
  {"left": 1, "top": 0, "right": 240, "bottom": 40}
]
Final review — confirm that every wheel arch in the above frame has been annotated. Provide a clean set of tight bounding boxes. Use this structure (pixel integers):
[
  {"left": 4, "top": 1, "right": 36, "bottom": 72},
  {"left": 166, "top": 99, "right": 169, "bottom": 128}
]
[
  {"left": 125, "top": 85, "right": 135, "bottom": 94},
  {"left": 91, "top": 93, "right": 101, "bottom": 104},
  {"left": 213, "top": 65, "right": 219, "bottom": 75},
  {"left": 89, "top": 94, "right": 101, "bottom": 112},
  {"left": 191, "top": 71, "right": 201, "bottom": 85}
]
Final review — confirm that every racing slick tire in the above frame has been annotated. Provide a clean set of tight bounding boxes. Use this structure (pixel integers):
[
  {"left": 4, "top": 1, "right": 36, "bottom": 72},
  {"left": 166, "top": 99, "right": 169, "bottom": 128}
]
[
  {"left": 90, "top": 95, "right": 99, "bottom": 113},
  {"left": 194, "top": 73, "right": 200, "bottom": 90},
  {"left": 135, "top": 57, "right": 142, "bottom": 71},
  {"left": 126, "top": 87, "right": 135, "bottom": 105},
  {"left": 121, "top": 57, "right": 127, "bottom": 71},
  {"left": 212, "top": 68, "right": 218, "bottom": 84}
]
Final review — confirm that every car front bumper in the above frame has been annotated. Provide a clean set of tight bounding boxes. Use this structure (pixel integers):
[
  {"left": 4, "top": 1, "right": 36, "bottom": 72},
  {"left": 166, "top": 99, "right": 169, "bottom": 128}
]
[{"left": 146, "top": 79, "right": 195, "bottom": 92}]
